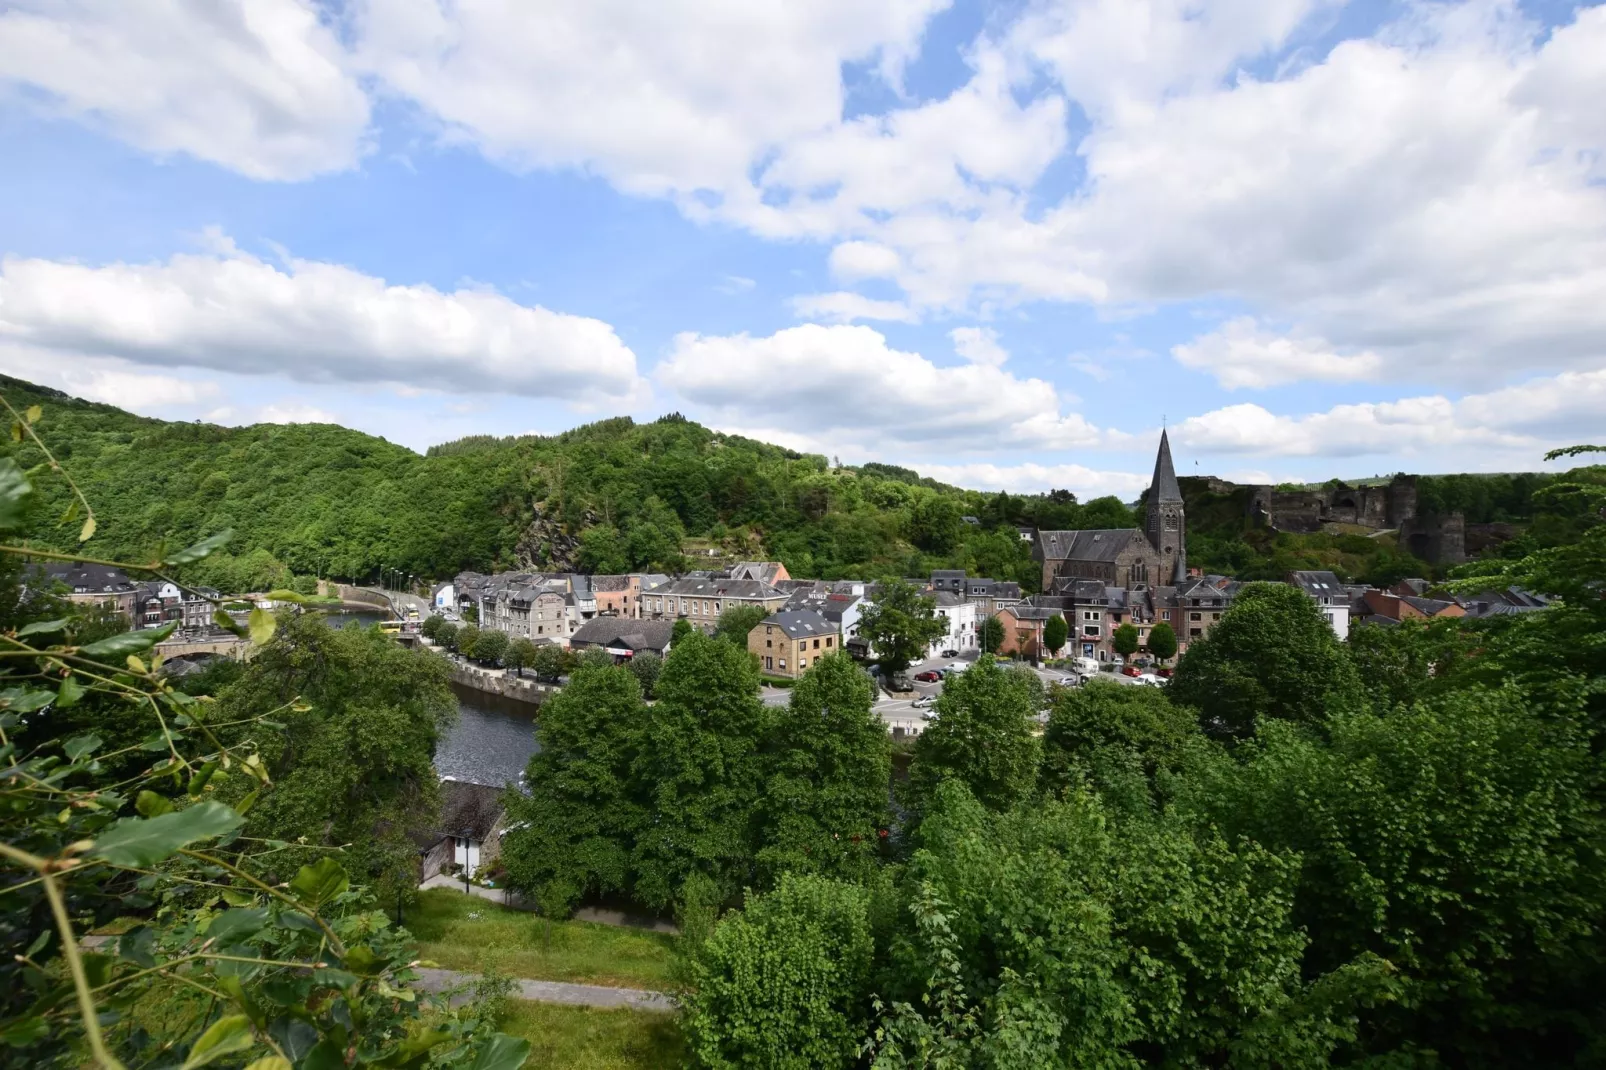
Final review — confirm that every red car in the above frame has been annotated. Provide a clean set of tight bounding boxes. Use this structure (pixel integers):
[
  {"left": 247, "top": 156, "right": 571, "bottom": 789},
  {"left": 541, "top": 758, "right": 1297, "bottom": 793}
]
[
  {"left": 913, "top": 670, "right": 942, "bottom": 683},
  {"left": 1157, "top": 668, "right": 1173, "bottom": 678},
  {"left": 1121, "top": 665, "right": 1142, "bottom": 677}
]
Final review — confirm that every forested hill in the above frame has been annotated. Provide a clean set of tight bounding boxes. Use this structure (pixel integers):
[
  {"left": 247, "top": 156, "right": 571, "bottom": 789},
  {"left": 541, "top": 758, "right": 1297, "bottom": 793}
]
[{"left": 0, "top": 376, "right": 1142, "bottom": 592}]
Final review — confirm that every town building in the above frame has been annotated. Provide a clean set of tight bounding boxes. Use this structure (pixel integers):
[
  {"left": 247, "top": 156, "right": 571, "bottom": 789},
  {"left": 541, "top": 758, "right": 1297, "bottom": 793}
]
[
  {"left": 929, "top": 591, "right": 977, "bottom": 657},
  {"left": 32, "top": 561, "right": 138, "bottom": 623},
  {"left": 1033, "top": 431, "right": 1184, "bottom": 591},
  {"left": 1288, "top": 570, "right": 1352, "bottom": 637},
  {"left": 748, "top": 609, "right": 840, "bottom": 678},
  {"left": 417, "top": 779, "right": 505, "bottom": 880},
  {"left": 727, "top": 560, "right": 790, "bottom": 585},
  {"left": 568, "top": 617, "right": 675, "bottom": 659},
  {"left": 641, "top": 576, "right": 789, "bottom": 633}
]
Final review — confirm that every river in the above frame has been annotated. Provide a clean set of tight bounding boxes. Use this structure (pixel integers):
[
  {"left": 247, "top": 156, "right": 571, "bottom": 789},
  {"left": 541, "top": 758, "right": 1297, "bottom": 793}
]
[{"left": 327, "top": 610, "right": 539, "bottom": 788}]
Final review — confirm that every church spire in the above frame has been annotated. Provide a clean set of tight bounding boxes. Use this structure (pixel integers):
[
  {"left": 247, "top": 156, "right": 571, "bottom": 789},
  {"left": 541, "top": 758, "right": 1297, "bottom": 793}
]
[{"left": 1149, "top": 429, "right": 1182, "bottom": 504}]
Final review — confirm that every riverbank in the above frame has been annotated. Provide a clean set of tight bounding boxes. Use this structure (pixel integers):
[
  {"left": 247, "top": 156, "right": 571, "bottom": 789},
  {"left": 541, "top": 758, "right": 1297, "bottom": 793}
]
[{"left": 450, "top": 662, "right": 556, "bottom": 704}]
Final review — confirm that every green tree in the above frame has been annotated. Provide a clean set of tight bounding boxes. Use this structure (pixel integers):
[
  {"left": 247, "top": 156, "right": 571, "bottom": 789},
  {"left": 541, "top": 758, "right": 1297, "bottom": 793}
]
[
  {"left": 215, "top": 612, "right": 456, "bottom": 892},
  {"left": 672, "top": 617, "right": 694, "bottom": 646},
  {"left": 626, "top": 650, "right": 662, "bottom": 698},
  {"left": 858, "top": 579, "right": 948, "bottom": 677},
  {"left": 755, "top": 652, "right": 890, "bottom": 885},
  {"left": 1112, "top": 620, "right": 1140, "bottom": 662},
  {"left": 631, "top": 630, "right": 772, "bottom": 910},
  {"left": 436, "top": 620, "right": 460, "bottom": 651},
  {"left": 473, "top": 626, "right": 508, "bottom": 665},
  {"left": 530, "top": 642, "right": 565, "bottom": 682},
  {"left": 905, "top": 655, "right": 1040, "bottom": 815},
  {"left": 501, "top": 663, "right": 648, "bottom": 915},
  {"left": 1169, "top": 582, "right": 1363, "bottom": 740},
  {"left": 1040, "top": 679, "right": 1200, "bottom": 803},
  {"left": 1145, "top": 619, "right": 1178, "bottom": 665},
  {"left": 978, "top": 613, "right": 1005, "bottom": 654},
  {"left": 420, "top": 613, "right": 445, "bottom": 641},
  {"left": 686, "top": 874, "right": 875, "bottom": 1070},
  {"left": 870, "top": 780, "right": 1379, "bottom": 1067},
  {"left": 909, "top": 494, "right": 963, "bottom": 553},
  {"left": 714, "top": 603, "right": 770, "bottom": 646},
  {"left": 457, "top": 621, "right": 481, "bottom": 659},
  {"left": 1043, "top": 612, "right": 1068, "bottom": 656},
  {"left": 1175, "top": 684, "right": 1606, "bottom": 1063},
  {"left": 505, "top": 636, "right": 537, "bottom": 677}
]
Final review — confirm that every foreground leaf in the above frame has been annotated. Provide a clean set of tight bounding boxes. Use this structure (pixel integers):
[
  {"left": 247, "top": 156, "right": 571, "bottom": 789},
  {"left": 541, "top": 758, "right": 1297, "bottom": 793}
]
[
  {"left": 91, "top": 801, "right": 244, "bottom": 867},
  {"left": 81, "top": 621, "right": 175, "bottom": 659},
  {"left": 181, "top": 1014, "right": 254, "bottom": 1069},
  {"left": 469, "top": 1034, "right": 533, "bottom": 1070},
  {"left": 289, "top": 856, "right": 349, "bottom": 908},
  {"left": 0, "top": 458, "right": 32, "bottom": 530},
  {"left": 17, "top": 618, "right": 68, "bottom": 637},
  {"left": 164, "top": 528, "right": 234, "bottom": 565},
  {"left": 248, "top": 607, "right": 275, "bottom": 646}
]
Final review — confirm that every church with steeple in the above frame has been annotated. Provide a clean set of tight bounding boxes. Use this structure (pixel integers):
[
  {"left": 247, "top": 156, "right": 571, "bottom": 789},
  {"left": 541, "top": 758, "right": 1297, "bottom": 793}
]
[{"left": 1032, "top": 431, "right": 1186, "bottom": 592}]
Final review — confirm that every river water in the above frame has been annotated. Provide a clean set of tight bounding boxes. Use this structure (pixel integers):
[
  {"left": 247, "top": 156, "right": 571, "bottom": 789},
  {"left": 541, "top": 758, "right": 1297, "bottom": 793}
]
[{"left": 326, "top": 610, "right": 539, "bottom": 788}]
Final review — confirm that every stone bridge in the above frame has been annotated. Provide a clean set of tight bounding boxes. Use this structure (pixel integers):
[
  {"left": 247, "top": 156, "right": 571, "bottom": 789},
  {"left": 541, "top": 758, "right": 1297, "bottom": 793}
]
[{"left": 157, "top": 636, "right": 253, "bottom": 662}]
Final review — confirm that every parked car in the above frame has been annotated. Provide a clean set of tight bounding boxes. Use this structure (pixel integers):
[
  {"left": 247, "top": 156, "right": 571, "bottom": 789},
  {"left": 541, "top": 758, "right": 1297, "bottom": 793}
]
[
  {"left": 1157, "top": 667, "right": 1173, "bottom": 678},
  {"left": 1135, "top": 673, "right": 1165, "bottom": 687},
  {"left": 913, "top": 695, "right": 936, "bottom": 708},
  {"left": 914, "top": 670, "right": 942, "bottom": 683},
  {"left": 920, "top": 709, "right": 938, "bottom": 721},
  {"left": 1070, "top": 657, "right": 1099, "bottom": 676},
  {"left": 940, "top": 649, "right": 959, "bottom": 658},
  {"left": 1121, "top": 665, "right": 1142, "bottom": 677}
]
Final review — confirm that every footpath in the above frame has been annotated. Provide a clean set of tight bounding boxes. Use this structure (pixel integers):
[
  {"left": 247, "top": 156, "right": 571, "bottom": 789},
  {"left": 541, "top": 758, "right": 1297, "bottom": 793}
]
[
  {"left": 413, "top": 966, "right": 676, "bottom": 1013},
  {"left": 417, "top": 873, "right": 678, "bottom": 934}
]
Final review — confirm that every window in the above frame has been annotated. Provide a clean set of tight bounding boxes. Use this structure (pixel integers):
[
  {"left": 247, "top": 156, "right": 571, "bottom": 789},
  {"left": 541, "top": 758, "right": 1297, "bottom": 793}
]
[
  {"left": 1190, "top": 628, "right": 1202, "bottom": 638},
  {"left": 1083, "top": 625, "right": 1099, "bottom": 637},
  {"left": 766, "top": 639, "right": 772, "bottom": 648},
  {"left": 825, "top": 637, "right": 833, "bottom": 647},
  {"left": 800, "top": 658, "right": 807, "bottom": 669},
  {"left": 765, "top": 656, "right": 773, "bottom": 670},
  {"left": 1190, "top": 612, "right": 1202, "bottom": 621},
  {"left": 1083, "top": 611, "right": 1098, "bottom": 621},
  {"left": 812, "top": 638, "right": 820, "bottom": 649},
  {"left": 779, "top": 659, "right": 786, "bottom": 669}
]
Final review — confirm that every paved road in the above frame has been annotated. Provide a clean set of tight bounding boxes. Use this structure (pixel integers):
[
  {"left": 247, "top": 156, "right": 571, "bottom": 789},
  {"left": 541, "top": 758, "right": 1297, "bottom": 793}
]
[{"left": 413, "top": 967, "right": 676, "bottom": 1013}]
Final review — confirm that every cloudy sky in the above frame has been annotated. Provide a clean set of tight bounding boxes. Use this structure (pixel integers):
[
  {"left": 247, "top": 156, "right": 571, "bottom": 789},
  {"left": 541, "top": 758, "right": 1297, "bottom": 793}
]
[{"left": 1, "top": 0, "right": 1602, "bottom": 496}]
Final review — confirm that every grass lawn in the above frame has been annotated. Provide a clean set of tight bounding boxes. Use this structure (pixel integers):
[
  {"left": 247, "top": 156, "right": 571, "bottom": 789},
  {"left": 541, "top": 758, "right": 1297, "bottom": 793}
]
[
  {"left": 406, "top": 888, "right": 677, "bottom": 990},
  {"left": 498, "top": 1001, "right": 686, "bottom": 1069}
]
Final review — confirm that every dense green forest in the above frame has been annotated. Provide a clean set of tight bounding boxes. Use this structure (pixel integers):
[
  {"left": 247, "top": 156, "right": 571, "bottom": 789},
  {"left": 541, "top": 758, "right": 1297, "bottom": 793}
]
[
  {"left": 0, "top": 375, "right": 1558, "bottom": 592},
  {"left": 0, "top": 376, "right": 1129, "bottom": 590}
]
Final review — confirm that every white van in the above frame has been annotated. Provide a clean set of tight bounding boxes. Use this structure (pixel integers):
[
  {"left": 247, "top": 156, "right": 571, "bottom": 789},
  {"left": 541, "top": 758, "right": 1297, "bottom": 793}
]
[{"left": 1070, "top": 657, "right": 1099, "bottom": 677}]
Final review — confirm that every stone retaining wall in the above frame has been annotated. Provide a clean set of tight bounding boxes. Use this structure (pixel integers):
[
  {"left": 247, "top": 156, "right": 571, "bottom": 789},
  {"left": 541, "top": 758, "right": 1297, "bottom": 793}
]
[{"left": 449, "top": 664, "right": 556, "bottom": 706}]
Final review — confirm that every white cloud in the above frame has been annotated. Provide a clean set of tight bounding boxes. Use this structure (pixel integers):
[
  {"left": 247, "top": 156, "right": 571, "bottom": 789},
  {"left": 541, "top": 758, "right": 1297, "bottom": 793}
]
[
  {"left": 1172, "top": 367, "right": 1606, "bottom": 460},
  {"left": 658, "top": 323, "right": 1101, "bottom": 454},
  {"left": 787, "top": 292, "right": 918, "bottom": 324},
  {"left": 352, "top": 0, "right": 948, "bottom": 201},
  {"left": 256, "top": 403, "right": 340, "bottom": 424},
  {"left": 0, "top": 0, "right": 368, "bottom": 180},
  {"left": 0, "top": 232, "right": 645, "bottom": 402},
  {"left": 950, "top": 326, "right": 1009, "bottom": 366},
  {"left": 829, "top": 242, "right": 902, "bottom": 281},
  {"left": 918, "top": 460, "right": 1149, "bottom": 496},
  {"left": 0, "top": 345, "right": 222, "bottom": 409},
  {"left": 717, "top": 275, "right": 756, "bottom": 295},
  {"left": 1171, "top": 317, "right": 1381, "bottom": 389}
]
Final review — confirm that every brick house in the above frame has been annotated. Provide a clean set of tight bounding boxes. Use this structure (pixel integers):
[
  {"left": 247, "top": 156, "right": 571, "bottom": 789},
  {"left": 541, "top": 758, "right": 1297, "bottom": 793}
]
[{"left": 748, "top": 609, "right": 840, "bottom": 678}]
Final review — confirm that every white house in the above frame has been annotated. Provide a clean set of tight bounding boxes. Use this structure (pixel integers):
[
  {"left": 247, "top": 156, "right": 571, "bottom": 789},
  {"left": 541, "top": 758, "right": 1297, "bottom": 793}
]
[
  {"left": 928, "top": 592, "right": 978, "bottom": 657},
  {"left": 1288, "top": 571, "right": 1351, "bottom": 638},
  {"left": 432, "top": 582, "right": 455, "bottom": 611}
]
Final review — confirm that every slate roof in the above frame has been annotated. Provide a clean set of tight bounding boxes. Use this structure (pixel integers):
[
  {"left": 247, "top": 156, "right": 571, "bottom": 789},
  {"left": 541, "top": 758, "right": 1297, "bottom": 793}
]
[
  {"left": 1004, "top": 604, "right": 1059, "bottom": 621},
  {"left": 438, "top": 779, "right": 505, "bottom": 840},
  {"left": 1148, "top": 429, "right": 1183, "bottom": 503},
  {"left": 758, "top": 609, "right": 838, "bottom": 639},
  {"left": 1036, "top": 528, "right": 1146, "bottom": 563},
  {"left": 38, "top": 561, "right": 135, "bottom": 593},
  {"left": 1289, "top": 570, "right": 1346, "bottom": 596},
  {"left": 568, "top": 616, "right": 675, "bottom": 653},
  {"left": 648, "top": 577, "right": 783, "bottom": 599},
  {"left": 1047, "top": 577, "right": 1109, "bottom": 601},
  {"left": 1403, "top": 596, "right": 1457, "bottom": 617},
  {"left": 589, "top": 575, "right": 632, "bottom": 592}
]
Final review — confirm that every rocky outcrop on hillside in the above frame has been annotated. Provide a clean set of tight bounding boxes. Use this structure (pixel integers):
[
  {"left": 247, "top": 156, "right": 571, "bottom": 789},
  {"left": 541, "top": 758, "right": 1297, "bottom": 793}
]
[{"left": 513, "top": 503, "right": 598, "bottom": 571}]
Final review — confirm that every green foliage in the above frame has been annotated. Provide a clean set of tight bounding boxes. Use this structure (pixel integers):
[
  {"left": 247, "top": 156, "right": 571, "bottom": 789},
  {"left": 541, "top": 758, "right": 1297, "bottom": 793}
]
[
  {"left": 905, "top": 656, "right": 1040, "bottom": 815},
  {"left": 671, "top": 618, "right": 694, "bottom": 645},
  {"left": 502, "top": 664, "right": 648, "bottom": 917},
  {"left": 1112, "top": 620, "right": 1139, "bottom": 659},
  {"left": 213, "top": 613, "right": 456, "bottom": 891},
  {"left": 1042, "top": 612, "right": 1067, "bottom": 656},
  {"left": 713, "top": 603, "right": 770, "bottom": 646},
  {"left": 504, "top": 636, "right": 537, "bottom": 676},
  {"left": 1175, "top": 686, "right": 1606, "bottom": 1062},
  {"left": 472, "top": 627, "right": 508, "bottom": 666},
  {"left": 1145, "top": 619, "right": 1178, "bottom": 663},
  {"left": 1169, "top": 582, "right": 1363, "bottom": 740},
  {"left": 530, "top": 641, "right": 565, "bottom": 682},
  {"left": 755, "top": 653, "right": 891, "bottom": 885},
  {"left": 1040, "top": 679, "right": 1201, "bottom": 801},
  {"left": 859, "top": 580, "right": 949, "bottom": 676},
  {"left": 625, "top": 651, "right": 663, "bottom": 698},
  {"left": 686, "top": 874, "right": 875, "bottom": 1070},
  {"left": 869, "top": 781, "right": 1383, "bottom": 1067},
  {"left": 457, "top": 622, "right": 481, "bottom": 659},
  {"left": 632, "top": 631, "right": 772, "bottom": 910},
  {"left": 977, "top": 614, "right": 1004, "bottom": 655}
]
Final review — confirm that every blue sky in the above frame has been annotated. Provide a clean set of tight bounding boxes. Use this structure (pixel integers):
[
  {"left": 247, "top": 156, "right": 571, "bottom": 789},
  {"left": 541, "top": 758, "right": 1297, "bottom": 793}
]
[{"left": 0, "top": 0, "right": 1602, "bottom": 498}]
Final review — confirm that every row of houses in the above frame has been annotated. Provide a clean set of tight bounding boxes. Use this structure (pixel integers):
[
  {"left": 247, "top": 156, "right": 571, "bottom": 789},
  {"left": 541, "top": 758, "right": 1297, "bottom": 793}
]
[{"left": 26, "top": 561, "right": 220, "bottom": 632}]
